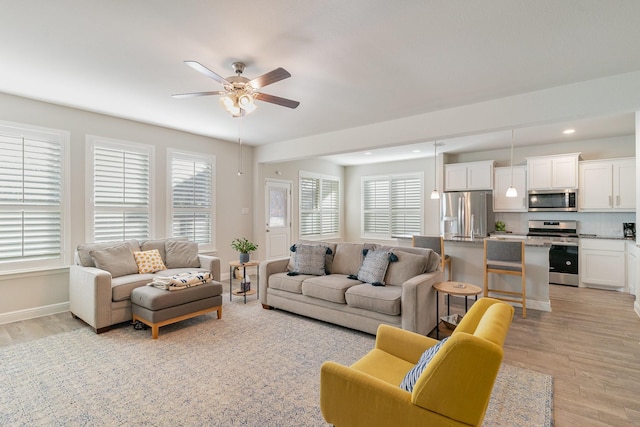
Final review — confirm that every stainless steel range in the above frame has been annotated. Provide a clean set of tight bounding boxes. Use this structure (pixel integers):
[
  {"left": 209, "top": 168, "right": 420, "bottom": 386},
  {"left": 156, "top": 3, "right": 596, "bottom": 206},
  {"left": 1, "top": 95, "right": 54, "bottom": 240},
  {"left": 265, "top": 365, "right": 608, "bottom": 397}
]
[{"left": 527, "top": 220, "right": 579, "bottom": 286}]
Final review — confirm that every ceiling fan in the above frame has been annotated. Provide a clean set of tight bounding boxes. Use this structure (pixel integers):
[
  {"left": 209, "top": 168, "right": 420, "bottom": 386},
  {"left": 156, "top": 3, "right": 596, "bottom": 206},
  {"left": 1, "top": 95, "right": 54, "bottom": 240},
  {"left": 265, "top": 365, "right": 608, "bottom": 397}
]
[{"left": 172, "top": 61, "right": 300, "bottom": 117}]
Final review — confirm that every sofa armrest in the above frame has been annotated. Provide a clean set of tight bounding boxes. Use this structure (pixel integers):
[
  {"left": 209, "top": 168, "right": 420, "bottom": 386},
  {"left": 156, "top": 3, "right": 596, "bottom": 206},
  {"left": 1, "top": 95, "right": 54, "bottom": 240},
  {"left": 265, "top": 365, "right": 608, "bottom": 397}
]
[
  {"left": 198, "top": 254, "right": 221, "bottom": 282},
  {"left": 69, "top": 265, "right": 113, "bottom": 331},
  {"left": 258, "top": 257, "right": 290, "bottom": 304},
  {"left": 400, "top": 270, "right": 443, "bottom": 336},
  {"left": 375, "top": 324, "right": 439, "bottom": 364}
]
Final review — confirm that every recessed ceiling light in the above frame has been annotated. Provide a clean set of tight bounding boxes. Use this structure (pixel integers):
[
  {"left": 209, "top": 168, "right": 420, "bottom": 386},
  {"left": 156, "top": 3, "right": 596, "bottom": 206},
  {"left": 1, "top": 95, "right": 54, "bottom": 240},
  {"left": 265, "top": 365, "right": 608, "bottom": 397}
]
[
  {"left": 412, "top": 149, "right": 421, "bottom": 153},
  {"left": 364, "top": 152, "right": 372, "bottom": 155},
  {"left": 563, "top": 129, "right": 575, "bottom": 135}
]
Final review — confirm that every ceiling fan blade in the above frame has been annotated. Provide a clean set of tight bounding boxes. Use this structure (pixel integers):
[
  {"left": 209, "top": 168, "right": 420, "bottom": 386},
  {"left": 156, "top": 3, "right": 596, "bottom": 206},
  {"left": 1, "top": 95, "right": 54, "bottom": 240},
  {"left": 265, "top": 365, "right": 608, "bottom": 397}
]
[
  {"left": 255, "top": 92, "right": 300, "bottom": 109},
  {"left": 184, "top": 61, "right": 230, "bottom": 85},
  {"left": 171, "top": 91, "right": 225, "bottom": 99},
  {"left": 249, "top": 68, "right": 291, "bottom": 89}
]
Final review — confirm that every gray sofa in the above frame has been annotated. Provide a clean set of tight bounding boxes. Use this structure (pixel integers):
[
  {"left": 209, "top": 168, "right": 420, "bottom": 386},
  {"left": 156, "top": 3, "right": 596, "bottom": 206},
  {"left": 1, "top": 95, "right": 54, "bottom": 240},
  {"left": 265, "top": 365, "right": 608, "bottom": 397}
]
[
  {"left": 69, "top": 238, "right": 221, "bottom": 333},
  {"left": 259, "top": 242, "right": 443, "bottom": 335}
]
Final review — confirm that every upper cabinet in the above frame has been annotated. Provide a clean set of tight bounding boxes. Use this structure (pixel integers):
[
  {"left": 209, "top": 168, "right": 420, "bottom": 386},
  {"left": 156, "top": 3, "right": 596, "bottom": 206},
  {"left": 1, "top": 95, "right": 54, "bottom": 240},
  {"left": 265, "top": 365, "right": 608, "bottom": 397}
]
[
  {"left": 527, "top": 153, "right": 580, "bottom": 190},
  {"left": 493, "top": 166, "right": 527, "bottom": 212},
  {"left": 579, "top": 158, "right": 635, "bottom": 211},
  {"left": 444, "top": 160, "right": 494, "bottom": 191}
]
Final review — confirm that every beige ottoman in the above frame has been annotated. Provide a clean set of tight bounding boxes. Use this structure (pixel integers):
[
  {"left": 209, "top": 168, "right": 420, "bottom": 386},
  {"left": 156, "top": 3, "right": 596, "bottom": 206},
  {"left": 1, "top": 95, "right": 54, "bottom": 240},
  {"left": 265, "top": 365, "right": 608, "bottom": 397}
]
[{"left": 131, "top": 282, "right": 223, "bottom": 339}]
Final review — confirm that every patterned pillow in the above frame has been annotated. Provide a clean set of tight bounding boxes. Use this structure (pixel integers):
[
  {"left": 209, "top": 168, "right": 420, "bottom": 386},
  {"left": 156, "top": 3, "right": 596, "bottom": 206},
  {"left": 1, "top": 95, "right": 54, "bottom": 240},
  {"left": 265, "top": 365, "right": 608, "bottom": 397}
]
[
  {"left": 400, "top": 337, "right": 449, "bottom": 392},
  {"left": 356, "top": 249, "right": 390, "bottom": 285},
  {"left": 133, "top": 249, "right": 167, "bottom": 274},
  {"left": 292, "top": 244, "right": 327, "bottom": 276}
]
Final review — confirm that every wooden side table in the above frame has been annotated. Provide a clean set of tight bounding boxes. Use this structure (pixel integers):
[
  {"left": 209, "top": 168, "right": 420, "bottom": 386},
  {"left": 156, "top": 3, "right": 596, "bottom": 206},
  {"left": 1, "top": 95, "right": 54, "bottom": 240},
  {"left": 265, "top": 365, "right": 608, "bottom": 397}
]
[
  {"left": 229, "top": 260, "right": 260, "bottom": 304},
  {"left": 433, "top": 281, "right": 482, "bottom": 339}
]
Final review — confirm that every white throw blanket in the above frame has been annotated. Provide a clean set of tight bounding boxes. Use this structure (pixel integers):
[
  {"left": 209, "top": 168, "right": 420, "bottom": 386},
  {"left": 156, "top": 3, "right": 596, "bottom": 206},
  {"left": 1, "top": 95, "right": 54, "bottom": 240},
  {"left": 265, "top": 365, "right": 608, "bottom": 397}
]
[{"left": 148, "top": 271, "right": 212, "bottom": 291}]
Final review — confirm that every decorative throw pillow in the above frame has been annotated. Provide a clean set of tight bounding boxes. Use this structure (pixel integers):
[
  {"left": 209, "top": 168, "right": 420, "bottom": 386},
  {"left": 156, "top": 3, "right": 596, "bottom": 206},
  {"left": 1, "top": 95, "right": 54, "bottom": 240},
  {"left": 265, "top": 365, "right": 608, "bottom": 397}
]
[
  {"left": 292, "top": 244, "right": 327, "bottom": 276},
  {"left": 133, "top": 249, "right": 167, "bottom": 274},
  {"left": 400, "top": 337, "right": 450, "bottom": 392},
  {"left": 356, "top": 249, "right": 390, "bottom": 285},
  {"left": 165, "top": 240, "right": 200, "bottom": 268},
  {"left": 89, "top": 243, "right": 139, "bottom": 278}
]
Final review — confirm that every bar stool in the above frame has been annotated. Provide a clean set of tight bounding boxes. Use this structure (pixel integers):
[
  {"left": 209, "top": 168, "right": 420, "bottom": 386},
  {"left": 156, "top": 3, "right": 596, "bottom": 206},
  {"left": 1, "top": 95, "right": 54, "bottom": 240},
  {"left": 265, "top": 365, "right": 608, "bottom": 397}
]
[
  {"left": 412, "top": 235, "right": 452, "bottom": 281},
  {"left": 483, "top": 239, "right": 526, "bottom": 318}
]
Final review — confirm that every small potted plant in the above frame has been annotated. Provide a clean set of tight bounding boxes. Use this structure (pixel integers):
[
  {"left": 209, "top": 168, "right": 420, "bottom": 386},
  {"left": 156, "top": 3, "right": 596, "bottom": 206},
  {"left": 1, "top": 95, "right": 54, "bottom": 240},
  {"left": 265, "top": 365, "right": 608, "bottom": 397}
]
[{"left": 231, "top": 238, "right": 258, "bottom": 263}]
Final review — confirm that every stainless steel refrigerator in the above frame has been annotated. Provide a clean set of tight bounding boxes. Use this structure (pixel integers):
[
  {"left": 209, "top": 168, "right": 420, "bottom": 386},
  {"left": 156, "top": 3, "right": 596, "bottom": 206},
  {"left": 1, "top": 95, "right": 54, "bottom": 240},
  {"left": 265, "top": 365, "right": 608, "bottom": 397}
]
[{"left": 441, "top": 191, "right": 495, "bottom": 239}]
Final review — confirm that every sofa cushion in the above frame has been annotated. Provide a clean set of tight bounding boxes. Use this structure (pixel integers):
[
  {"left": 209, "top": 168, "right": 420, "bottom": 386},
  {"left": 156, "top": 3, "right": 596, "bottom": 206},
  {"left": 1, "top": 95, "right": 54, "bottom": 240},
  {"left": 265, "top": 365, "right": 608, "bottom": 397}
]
[
  {"left": 357, "top": 249, "right": 390, "bottom": 285},
  {"left": 77, "top": 239, "right": 141, "bottom": 268},
  {"left": 331, "top": 243, "right": 366, "bottom": 276},
  {"left": 133, "top": 249, "right": 167, "bottom": 274},
  {"left": 384, "top": 250, "right": 428, "bottom": 286},
  {"left": 111, "top": 273, "right": 155, "bottom": 302},
  {"left": 301, "top": 274, "right": 361, "bottom": 303},
  {"left": 292, "top": 243, "right": 328, "bottom": 275},
  {"left": 400, "top": 337, "right": 450, "bottom": 392},
  {"left": 140, "top": 237, "right": 188, "bottom": 263},
  {"left": 165, "top": 240, "right": 200, "bottom": 268},
  {"left": 90, "top": 243, "right": 139, "bottom": 278},
  {"left": 345, "top": 284, "right": 402, "bottom": 315},
  {"left": 269, "top": 272, "right": 311, "bottom": 294}
]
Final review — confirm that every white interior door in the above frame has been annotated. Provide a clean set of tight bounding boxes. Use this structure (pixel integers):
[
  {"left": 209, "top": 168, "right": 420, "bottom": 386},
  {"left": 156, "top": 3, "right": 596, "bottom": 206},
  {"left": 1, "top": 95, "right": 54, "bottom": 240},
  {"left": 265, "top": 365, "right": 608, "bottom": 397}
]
[{"left": 265, "top": 180, "right": 291, "bottom": 260}]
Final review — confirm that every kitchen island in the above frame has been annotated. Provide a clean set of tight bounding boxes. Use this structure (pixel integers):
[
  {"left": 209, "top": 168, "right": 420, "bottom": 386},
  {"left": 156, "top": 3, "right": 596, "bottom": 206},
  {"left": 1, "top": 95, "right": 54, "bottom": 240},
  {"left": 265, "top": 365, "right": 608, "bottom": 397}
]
[{"left": 442, "top": 237, "right": 552, "bottom": 312}]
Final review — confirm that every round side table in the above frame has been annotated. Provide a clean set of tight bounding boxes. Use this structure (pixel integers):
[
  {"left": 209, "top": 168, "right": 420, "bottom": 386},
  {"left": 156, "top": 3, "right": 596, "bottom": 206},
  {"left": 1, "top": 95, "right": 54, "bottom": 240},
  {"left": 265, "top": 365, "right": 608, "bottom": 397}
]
[{"left": 433, "top": 281, "right": 482, "bottom": 339}]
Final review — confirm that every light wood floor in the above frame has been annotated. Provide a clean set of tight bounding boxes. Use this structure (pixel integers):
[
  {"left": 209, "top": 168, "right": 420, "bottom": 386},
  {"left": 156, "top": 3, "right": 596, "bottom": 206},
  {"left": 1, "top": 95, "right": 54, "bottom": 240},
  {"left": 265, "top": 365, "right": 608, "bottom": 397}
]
[{"left": 1, "top": 285, "right": 640, "bottom": 426}]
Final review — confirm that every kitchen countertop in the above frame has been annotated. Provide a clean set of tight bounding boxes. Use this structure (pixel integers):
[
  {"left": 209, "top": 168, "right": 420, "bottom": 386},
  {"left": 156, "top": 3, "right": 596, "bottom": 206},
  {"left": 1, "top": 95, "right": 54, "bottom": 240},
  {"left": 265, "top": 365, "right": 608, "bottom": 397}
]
[
  {"left": 444, "top": 236, "right": 552, "bottom": 247},
  {"left": 578, "top": 234, "right": 633, "bottom": 241}
]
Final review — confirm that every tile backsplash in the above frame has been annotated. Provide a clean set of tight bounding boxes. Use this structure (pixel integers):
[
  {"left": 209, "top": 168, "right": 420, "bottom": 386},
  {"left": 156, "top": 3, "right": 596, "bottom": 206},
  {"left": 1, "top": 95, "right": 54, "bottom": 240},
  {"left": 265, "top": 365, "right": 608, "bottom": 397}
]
[{"left": 495, "top": 211, "right": 636, "bottom": 237}]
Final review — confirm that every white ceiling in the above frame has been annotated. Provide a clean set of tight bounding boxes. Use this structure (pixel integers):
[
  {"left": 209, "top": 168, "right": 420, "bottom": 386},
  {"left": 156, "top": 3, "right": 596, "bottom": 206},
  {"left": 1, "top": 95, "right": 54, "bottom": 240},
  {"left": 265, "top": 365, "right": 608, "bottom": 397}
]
[{"left": 1, "top": 1, "right": 639, "bottom": 165}]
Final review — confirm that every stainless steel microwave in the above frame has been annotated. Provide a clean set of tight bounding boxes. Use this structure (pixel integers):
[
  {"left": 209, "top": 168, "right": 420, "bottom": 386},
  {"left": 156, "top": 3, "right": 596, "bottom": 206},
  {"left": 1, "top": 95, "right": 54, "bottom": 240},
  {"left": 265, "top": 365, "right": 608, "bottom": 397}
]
[{"left": 528, "top": 189, "right": 578, "bottom": 212}]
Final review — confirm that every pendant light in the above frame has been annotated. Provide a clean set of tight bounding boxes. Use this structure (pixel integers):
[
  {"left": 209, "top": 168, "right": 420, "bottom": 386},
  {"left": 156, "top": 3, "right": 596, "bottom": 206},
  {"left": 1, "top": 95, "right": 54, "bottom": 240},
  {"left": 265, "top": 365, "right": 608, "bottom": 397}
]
[
  {"left": 506, "top": 130, "right": 518, "bottom": 198},
  {"left": 430, "top": 141, "right": 440, "bottom": 200}
]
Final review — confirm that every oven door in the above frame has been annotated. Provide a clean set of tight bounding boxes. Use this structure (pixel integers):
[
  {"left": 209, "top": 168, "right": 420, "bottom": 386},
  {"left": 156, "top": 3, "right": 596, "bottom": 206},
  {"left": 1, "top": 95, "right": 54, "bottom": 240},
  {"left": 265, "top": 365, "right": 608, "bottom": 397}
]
[{"left": 549, "top": 244, "right": 579, "bottom": 286}]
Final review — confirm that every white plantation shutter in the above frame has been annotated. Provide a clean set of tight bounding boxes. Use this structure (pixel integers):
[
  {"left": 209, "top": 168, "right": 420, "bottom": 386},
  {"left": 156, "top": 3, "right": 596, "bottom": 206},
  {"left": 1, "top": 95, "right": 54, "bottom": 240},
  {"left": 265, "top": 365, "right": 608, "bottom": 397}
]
[
  {"left": 0, "top": 131, "right": 65, "bottom": 266},
  {"left": 170, "top": 152, "right": 214, "bottom": 245},
  {"left": 362, "top": 173, "right": 423, "bottom": 238},
  {"left": 299, "top": 172, "right": 340, "bottom": 238},
  {"left": 92, "top": 143, "right": 151, "bottom": 242}
]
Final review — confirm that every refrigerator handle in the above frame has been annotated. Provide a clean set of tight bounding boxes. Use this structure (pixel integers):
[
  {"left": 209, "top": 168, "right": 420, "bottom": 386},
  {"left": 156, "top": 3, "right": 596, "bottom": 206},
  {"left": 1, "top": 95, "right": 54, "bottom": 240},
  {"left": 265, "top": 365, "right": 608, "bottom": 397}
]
[
  {"left": 457, "top": 195, "right": 463, "bottom": 236},
  {"left": 470, "top": 213, "right": 475, "bottom": 240}
]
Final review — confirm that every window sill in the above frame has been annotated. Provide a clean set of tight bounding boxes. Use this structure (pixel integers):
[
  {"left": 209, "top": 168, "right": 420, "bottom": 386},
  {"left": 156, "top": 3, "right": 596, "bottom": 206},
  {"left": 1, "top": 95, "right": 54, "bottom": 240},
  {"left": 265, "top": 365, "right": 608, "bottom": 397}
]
[{"left": 0, "top": 266, "right": 70, "bottom": 281}]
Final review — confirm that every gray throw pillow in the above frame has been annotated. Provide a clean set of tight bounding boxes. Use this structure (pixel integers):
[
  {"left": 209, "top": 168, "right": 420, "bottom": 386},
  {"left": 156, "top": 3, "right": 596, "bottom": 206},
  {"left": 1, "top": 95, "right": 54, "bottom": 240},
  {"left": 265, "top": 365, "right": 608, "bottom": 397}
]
[
  {"left": 140, "top": 237, "right": 188, "bottom": 264},
  {"left": 357, "top": 249, "right": 390, "bottom": 285},
  {"left": 293, "top": 244, "right": 327, "bottom": 276},
  {"left": 89, "top": 243, "right": 139, "bottom": 278},
  {"left": 165, "top": 240, "right": 200, "bottom": 268}
]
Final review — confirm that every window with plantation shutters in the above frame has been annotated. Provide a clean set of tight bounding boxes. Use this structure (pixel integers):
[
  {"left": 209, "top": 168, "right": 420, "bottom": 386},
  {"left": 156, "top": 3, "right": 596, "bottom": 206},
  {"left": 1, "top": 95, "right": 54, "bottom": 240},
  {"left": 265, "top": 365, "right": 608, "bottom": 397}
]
[
  {"left": 362, "top": 173, "right": 423, "bottom": 239},
  {"left": 89, "top": 137, "right": 152, "bottom": 242},
  {"left": 169, "top": 150, "right": 215, "bottom": 248},
  {"left": 0, "top": 122, "right": 69, "bottom": 270},
  {"left": 299, "top": 172, "right": 340, "bottom": 238}
]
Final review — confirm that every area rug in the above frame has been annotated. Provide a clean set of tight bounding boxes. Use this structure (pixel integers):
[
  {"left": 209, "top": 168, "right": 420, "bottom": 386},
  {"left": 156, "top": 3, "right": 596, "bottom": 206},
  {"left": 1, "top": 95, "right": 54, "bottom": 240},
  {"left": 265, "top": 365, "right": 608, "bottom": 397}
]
[{"left": 0, "top": 297, "right": 553, "bottom": 426}]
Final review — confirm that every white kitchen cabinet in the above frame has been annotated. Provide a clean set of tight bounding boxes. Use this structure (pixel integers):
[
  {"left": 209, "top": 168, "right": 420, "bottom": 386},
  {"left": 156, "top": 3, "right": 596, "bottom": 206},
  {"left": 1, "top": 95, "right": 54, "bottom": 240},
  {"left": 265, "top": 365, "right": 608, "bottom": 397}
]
[
  {"left": 444, "top": 160, "right": 494, "bottom": 191},
  {"left": 527, "top": 153, "right": 580, "bottom": 190},
  {"left": 493, "top": 166, "right": 527, "bottom": 212},
  {"left": 579, "top": 158, "right": 635, "bottom": 211},
  {"left": 580, "top": 238, "right": 626, "bottom": 290},
  {"left": 626, "top": 241, "right": 636, "bottom": 295}
]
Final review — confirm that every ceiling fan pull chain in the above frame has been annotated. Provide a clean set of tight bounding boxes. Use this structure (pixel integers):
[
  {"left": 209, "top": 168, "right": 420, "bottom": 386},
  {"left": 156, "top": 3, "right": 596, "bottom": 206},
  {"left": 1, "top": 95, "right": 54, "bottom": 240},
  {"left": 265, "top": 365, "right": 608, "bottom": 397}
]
[{"left": 237, "top": 114, "right": 243, "bottom": 176}]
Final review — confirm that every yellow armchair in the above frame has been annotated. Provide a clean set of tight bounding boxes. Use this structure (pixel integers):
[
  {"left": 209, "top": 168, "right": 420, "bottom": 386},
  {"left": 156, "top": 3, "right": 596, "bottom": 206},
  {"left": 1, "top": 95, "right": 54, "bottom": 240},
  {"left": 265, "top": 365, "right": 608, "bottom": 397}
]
[{"left": 320, "top": 297, "right": 514, "bottom": 427}]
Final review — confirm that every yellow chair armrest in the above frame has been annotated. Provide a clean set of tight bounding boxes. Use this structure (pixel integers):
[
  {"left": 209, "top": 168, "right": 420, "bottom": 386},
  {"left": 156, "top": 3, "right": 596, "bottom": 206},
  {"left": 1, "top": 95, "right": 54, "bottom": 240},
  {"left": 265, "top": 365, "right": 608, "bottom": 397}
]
[
  {"left": 375, "top": 324, "right": 439, "bottom": 364},
  {"left": 321, "top": 361, "right": 459, "bottom": 427}
]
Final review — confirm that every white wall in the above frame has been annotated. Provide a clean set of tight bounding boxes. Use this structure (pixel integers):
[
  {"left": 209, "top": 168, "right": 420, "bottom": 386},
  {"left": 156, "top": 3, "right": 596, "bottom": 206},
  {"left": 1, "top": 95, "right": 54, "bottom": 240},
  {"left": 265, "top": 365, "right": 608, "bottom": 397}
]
[{"left": 0, "top": 92, "right": 253, "bottom": 322}]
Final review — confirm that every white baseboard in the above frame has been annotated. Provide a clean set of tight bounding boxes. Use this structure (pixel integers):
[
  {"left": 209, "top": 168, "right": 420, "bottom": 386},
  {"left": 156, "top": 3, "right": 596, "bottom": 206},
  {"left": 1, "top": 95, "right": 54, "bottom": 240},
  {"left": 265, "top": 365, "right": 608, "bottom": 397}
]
[
  {"left": 448, "top": 294, "right": 551, "bottom": 312},
  {"left": 0, "top": 302, "right": 70, "bottom": 325}
]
